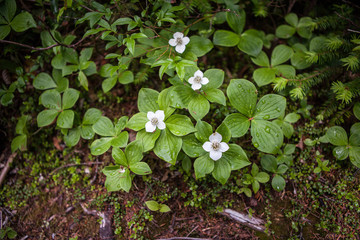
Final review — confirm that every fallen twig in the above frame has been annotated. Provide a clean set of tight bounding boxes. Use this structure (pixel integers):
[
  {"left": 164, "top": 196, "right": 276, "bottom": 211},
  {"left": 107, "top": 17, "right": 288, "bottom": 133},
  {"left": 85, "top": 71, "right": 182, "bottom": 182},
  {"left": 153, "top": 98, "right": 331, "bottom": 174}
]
[
  {"left": 219, "top": 208, "right": 265, "bottom": 232},
  {"left": 0, "top": 152, "right": 17, "bottom": 187}
]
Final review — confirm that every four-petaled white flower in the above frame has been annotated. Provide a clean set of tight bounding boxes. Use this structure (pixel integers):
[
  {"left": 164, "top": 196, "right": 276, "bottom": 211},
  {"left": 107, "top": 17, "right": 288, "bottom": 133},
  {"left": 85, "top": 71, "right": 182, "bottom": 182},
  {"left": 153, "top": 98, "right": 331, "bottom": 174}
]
[
  {"left": 168, "top": 32, "right": 190, "bottom": 54},
  {"left": 202, "top": 132, "right": 229, "bottom": 161},
  {"left": 188, "top": 70, "right": 209, "bottom": 90},
  {"left": 145, "top": 110, "right": 166, "bottom": 132}
]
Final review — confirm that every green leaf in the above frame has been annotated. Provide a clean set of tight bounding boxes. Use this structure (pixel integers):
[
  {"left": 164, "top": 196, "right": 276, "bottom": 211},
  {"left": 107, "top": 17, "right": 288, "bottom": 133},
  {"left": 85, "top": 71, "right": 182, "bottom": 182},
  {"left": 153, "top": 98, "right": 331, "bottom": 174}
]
[
  {"left": 226, "top": 10, "right": 246, "bottom": 34},
  {"left": 93, "top": 116, "right": 116, "bottom": 137},
  {"left": 79, "top": 48, "right": 93, "bottom": 63},
  {"left": 40, "top": 89, "right": 61, "bottom": 110},
  {"left": 15, "top": 115, "right": 28, "bottom": 135},
  {"left": 275, "top": 25, "right": 296, "bottom": 39},
  {"left": 213, "top": 30, "right": 240, "bottom": 47},
  {"left": 223, "top": 113, "right": 250, "bottom": 138},
  {"left": 138, "top": 88, "right": 159, "bottom": 113},
  {"left": 216, "top": 122, "right": 231, "bottom": 143},
  {"left": 80, "top": 125, "right": 94, "bottom": 139},
  {"left": 112, "top": 148, "right": 128, "bottom": 166},
  {"left": 252, "top": 180, "right": 260, "bottom": 193},
  {"left": 204, "top": 88, "right": 226, "bottom": 106},
  {"left": 326, "top": 126, "right": 348, "bottom": 146},
  {"left": 170, "top": 85, "right": 196, "bottom": 109},
  {"left": 203, "top": 69, "right": 224, "bottom": 89},
  {"left": 194, "top": 154, "right": 214, "bottom": 179},
  {"left": 126, "top": 112, "right": 148, "bottom": 131},
  {"left": 350, "top": 133, "right": 360, "bottom": 147},
  {"left": 253, "top": 94, "right": 286, "bottom": 120},
  {"left": 284, "top": 144, "right": 296, "bottom": 155},
  {"left": 281, "top": 122, "right": 294, "bottom": 139},
  {"left": 227, "top": 79, "right": 258, "bottom": 117},
  {"left": 350, "top": 123, "right": 360, "bottom": 136},
  {"left": 182, "top": 134, "right": 206, "bottom": 158},
  {"left": 125, "top": 140, "right": 143, "bottom": 165},
  {"left": 272, "top": 175, "right": 286, "bottom": 191},
  {"left": 188, "top": 94, "right": 210, "bottom": 120},
  {"left": 78, "top": 71, "right": 89, "bottom": 91},
  {"left": 165, "top": 114, "right": 195, "bottom": 136},
  {"left": 222, "top": 144, "right": 250, "bottom": 170},
  {"left": 354, "top": 102, "right": 360, "bottom": 120},
  {"left": 212, "top": 159, "right": 231, "bottom": 184},
  {"left": 251, "top": 120, "right": 283, "bottom": 154},
  {"left": 186, "top": 36, "right": 213, "bottom": 57},
  {"left": 136, "top": 129, "right": 161, "bottom": 152},
  {"left": 103, "top": 167, "right": 131, "bottom": 192},
  {"left": 64, "top": 128, "right": 81, "bottom": 147},
  {"left": 253, "top": 68, "right": 276, "bottom": 87},
  {"left": 153, "top": 129, "right": 182, "bottom": 164},
  {"left": 62, "top": 88, "right": 79, "bottom": 110},
  {"left": 271, "top": 45, "right": 293, "bottom": 66},
  {"left": 118, "top": 70, "right": 134, "bottom": 84},
  {"left": 284, "top": 113, "right": 300, "bottom": 123},
  {"left": 83, "top": 108, "right": 102, "bottom": 125},
  {"left": 11, "top": 134, "right": 27, "bottom": 152},
  {"left": 33, "top": 73, "right": 57, "bottom": 90},
  {"left": 0, "top": 0, "right": 16, "bottom": 22},
  {"left": 260, "top": 155, "right": 277, "bottom": 173},
  {"left": 115, "top": 116, "right": 128, "bottom": 135},
  {"left": 291, "top": 50, "right": 312, "bottom": 69},
  {"left": 159, "top": 204, "right": 171, "bottom": 213},
  {"left": 274, "top": 65, "right": 296, "bottom": 78},
  {"left": 251, "top": 51, "right": 270, "bottom": 67},
  {"left": 37, "top": 109, "right": 59, "bottom": 127},
  {"left": 130, "top": 162, "right": 152, "bottom": 175},
  {"left": 255, "top": 172, "right": 270, "bottom": 183},
  {"left": 297, "top": 17, "right": 312, "bottom": 39},
  {"left": 277, "top": 164, "right": 288, "bottom": 174},
  {"left": 195, "top": 120, "right": 213, "bottom": 143},
  {"left": 145, "top": 201, "right": 160, "bottom": 211},
  {"left": 285, "top": 13, "right": 298, "bottom": 27},
  {"left": 180, "top": 153, "right": 192, "bottom": 174},
  {"left": 57, "top": 110, "right": 74, "bottom": 128},
  {"left": 90, "top": 137, "right": 113, "bottom": 155},
  {"left": 10, "top": 12, "right": 36, "bottom": 32},
  {"left": 238, "top": 33, "right": 263, "bottom": 57},
  {"left": 111, "top": 131, "right": 129, "bottom": 148},
  {"left": 102, "top": 76, "right": 117, "bottom": 93},
  {"left": 349, "top": 146, "right": 360, "bottom": 168},
  {"left": 0, "top": 25, "right": 11, "bottom": 40}
]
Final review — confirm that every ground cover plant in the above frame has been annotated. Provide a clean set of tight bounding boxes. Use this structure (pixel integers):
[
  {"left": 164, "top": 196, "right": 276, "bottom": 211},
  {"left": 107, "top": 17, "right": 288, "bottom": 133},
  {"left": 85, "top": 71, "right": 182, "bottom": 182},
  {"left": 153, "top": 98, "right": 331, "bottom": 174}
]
[{"left": 0, "top": 0, "right": 360, "bottom": 239}]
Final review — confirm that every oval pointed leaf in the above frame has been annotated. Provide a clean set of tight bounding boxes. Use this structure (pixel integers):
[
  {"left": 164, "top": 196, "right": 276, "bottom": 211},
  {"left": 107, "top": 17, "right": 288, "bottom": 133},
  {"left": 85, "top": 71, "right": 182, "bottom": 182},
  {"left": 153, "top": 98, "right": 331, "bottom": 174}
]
[
  {"left": 213, "top": 30, "right": 240, "bottom": 47},
  {"left": 224, "top": 113, "right": 250, "bottom": 138},
  {"left": 138, "top": 88, "right": 159, "bottom": 113},
  {"left": 194, "top": 154, "right": 214, "bottom": 179},
  {"left": 188, "top": 94, "right": 209, "bottom": 120},
  {"left": 253, "top": 68, "right": 276, "bottom": 87},
  {"left": 64, "top": 128, "right": 81, "bottom": 147},
  {"left": 227, "top": 79, "right": 258, "bottom": 117},
  {"left": 33, "top": 73, "right": 57, "bottom": 90},
  {"left": 153, "top": 129, "right": 182, "bottom": 165},
  {"left": 253, "top": 94, "right": 286, "bottom": 120},
  {"left": 226, "top": 10, "right": 246, "bottom": 34},
  {"left": 130, "top": 162, "right": 152, "bottom": 175},
  {"left": 195, "top": 120, "right": 213, "bottom": 143},
  {"left": 260, "top": 154, "right": 277, "bottom": 173},
  {"left": 83, "top": 108, "right": 102, "bottom": 125},
  {"left": 90, "top": 137, "right": 113, "bottom": 155},
  {"left": 272, "top": 175, "right": 286, "bottom": 191},
  {"left": 62, "top": 88, "right": 80, "bottom": 110},
  {"left": 57, "top": 110, "right": 74, "bottom": 128},
  {"left": 354, "top": 102, "right": 360, "bottom": 120},
  {"left": 203, "top": 69, "right": 224, "bottom": 90},
  {"left": 93, "top": 116, "right": 116, "bottom": 136},
  {"left": 125, "top": 140, "right": 144, "bottom": 166},
  {"left": 326, "top": 126, "right": 348, "bottom": 146},
  {"left": 275, "top": 25, "right": 296, "bottom": 39},
  {"left": 10, "top": 12, "right": 36, "bottom": 32},
  {"left": 271, "top": 45, "right": 293, "bottom": 66},
  {"left": 251, "top": 120, "right": 283, "bottom": 154},
  {"left": 212, "top": 159, "right": 231, "bottom": 185},
  {"left": 136, "top": 129, "right": 161, "bottom": 152},
  {"left": 37, "top": 109, "right": 59, "bottom": 127},
  {"left": 349, "top": 146, "right": 360, "bottom": 168},
  {"left": 182, "top": 134, "right": 206, "bottom": 158},
  {"left": 333, "top": 146, "right": 349, "bottom": 160},
  {"left": 40, "top": 89, "right": 61, "bottom": 110},
  {"left": 126, "top": 112, "right": 148, "bottom": 131},
  {"left": 238, "top": 34, "right": 263, "bottom": 57},
  {"left": 166, "top": 114, "right": 196, "bottom": 136},
  {"left": 222, "top": 144, "right": 250, "bottom": 170}
]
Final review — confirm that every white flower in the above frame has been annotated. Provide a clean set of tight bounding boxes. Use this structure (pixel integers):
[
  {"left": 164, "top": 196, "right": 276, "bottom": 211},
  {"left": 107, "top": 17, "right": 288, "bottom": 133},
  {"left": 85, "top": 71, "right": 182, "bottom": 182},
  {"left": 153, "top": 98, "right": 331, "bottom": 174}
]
[
  {"left": 202, "top": 132, "right": 229, "bottom": 161},
  {"left": 168, "top": 32, "right": 190, "bottom": 54},
  {"left": 145, "top": 110, "right": 166, "bottom": 132},
  {"left": 188, "top": 70, "right": 209, "bottom": 90}
]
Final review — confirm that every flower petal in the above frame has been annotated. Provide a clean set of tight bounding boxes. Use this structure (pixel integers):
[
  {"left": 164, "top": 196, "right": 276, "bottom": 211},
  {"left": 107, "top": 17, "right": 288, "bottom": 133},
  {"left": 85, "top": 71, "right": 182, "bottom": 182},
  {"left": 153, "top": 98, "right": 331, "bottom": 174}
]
[
  {"left": 202, "top": 141, "right": 212, "bottom": 152},
  {"left": 219, "top": 142, "right": 229, "bottom": 152},
  {"left": 188, "top": 77, "right": 195, "bottom": 84},
  {"left": 157, "top": 121, "right": 166, "bottom": 130},
  {"left": 173, "top": 32, "right": 183, "bottom": 39},
  {"left": 147, "top": 111, "right": 156, "bottom": 120},
  {"left": 191, "top": 83, "right": 202, "bottom": 90},
  {"left": 175, "top": 44, "right": 186, "bottom": 53},
  {"left": 145, "top": 121, "right": 156, "bottom": 132},
  {"left": 194, "top": 70, "right": 203, "bottom": 78},
  {"left": 209, "top": 132, "right": 222, "bottom": 142},
  {"left": 210, "top": 150, "right": 222, "bottom": 161},
  {"left": 169, "top": 38, "right": 177, "bottom": 46},
  {"left": 201, "top": 77, "right": 209, "bottom": 85},
  {"left": 182, "top": 36, "right": 190, "bottom": 45},
  {"left": 155, "top": 110, "right": 165, "bottom": 121}
]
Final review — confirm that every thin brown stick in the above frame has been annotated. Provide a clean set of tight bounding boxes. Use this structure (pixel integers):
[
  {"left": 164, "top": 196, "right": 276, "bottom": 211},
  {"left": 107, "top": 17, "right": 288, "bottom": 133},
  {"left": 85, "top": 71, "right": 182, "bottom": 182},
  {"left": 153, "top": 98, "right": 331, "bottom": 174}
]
[
  {"left": 157, "top": 238, "right": 211, "bottom": 240},
  {"left": 50, "top": 162, "right": 103, "bottom": 175},
  {"left": 0, "top": 153, "right": 17, "bottom": 186}
]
